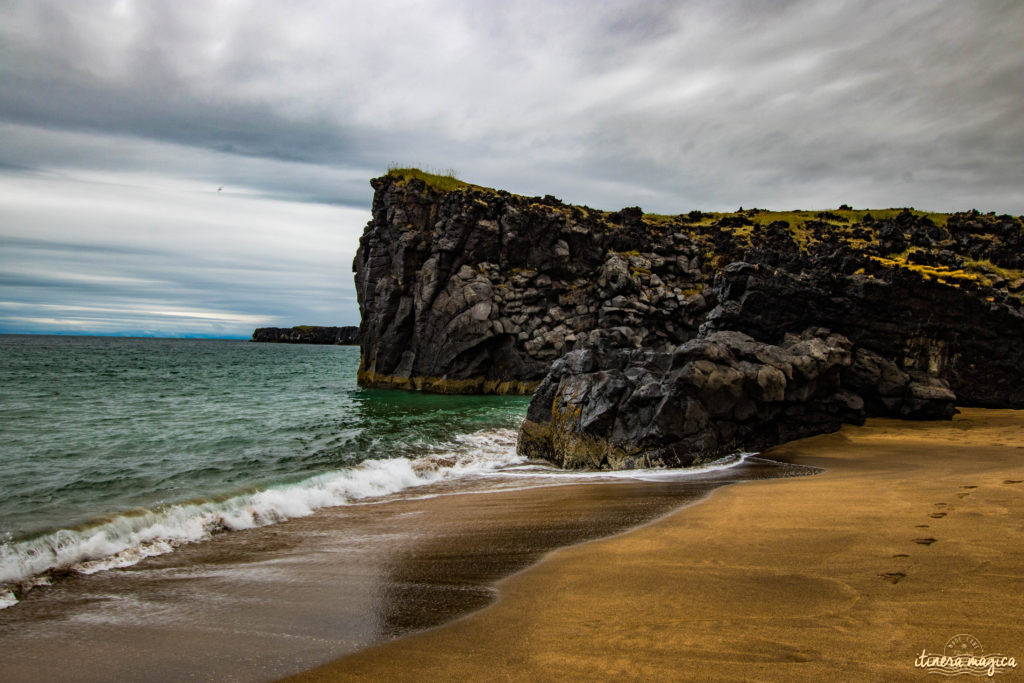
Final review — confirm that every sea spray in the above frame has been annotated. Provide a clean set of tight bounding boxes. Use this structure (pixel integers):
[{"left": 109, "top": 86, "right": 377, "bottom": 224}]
[{"left": 0, "top": 428, "right": 526, "bottom": 607}]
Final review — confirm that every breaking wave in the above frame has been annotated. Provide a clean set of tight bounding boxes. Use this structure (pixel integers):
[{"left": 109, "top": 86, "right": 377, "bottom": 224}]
[
  {"left": 0, "top": 428, "right": 524, "bottom": 609},
  {"left": 0, "top": 425, "right": 764, "bottom": 611}
]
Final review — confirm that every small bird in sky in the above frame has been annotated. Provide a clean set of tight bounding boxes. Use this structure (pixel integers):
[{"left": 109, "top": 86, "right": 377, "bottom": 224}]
[{"left": 217, "top": 186, "right": 223, "bottom": 192}]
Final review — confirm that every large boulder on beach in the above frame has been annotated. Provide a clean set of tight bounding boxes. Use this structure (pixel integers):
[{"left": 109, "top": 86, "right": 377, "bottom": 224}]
[{"left": 517, "top": 329, "right": 955, "bottom": 470}]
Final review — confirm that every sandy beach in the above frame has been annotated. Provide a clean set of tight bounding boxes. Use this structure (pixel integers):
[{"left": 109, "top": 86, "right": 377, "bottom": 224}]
[
  {"left": 294, "top": 408, "right": 1024, "bottom": 681},
  {"left": 0, "top": 451, "right": 801, "bottom": 681}
]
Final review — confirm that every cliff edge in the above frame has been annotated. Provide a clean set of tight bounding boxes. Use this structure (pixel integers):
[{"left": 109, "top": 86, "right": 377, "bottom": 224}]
[{"left": 354, "top": 169, "right": 1024, "bottom": 468}]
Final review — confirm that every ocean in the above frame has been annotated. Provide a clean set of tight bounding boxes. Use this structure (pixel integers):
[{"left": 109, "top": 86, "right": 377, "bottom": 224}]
[
  {"left": 0, "top": 334, "right": 819, "bottom": 679},
  {"left": 0, "top": 335, "right": 532, "bottom": 607}
]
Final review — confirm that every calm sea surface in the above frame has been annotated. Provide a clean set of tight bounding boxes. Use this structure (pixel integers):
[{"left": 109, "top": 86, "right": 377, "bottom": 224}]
[{"left": 0, "top": 335, "right": 530, "bottom": 605}]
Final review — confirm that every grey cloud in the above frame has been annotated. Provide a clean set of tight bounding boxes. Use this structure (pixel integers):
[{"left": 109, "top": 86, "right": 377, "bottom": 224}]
[
  {"left": 3, "top": 0, "right": 1021, "bottom": 210},
  {"left": 0, "top": 168, "right": 364, "bottom": 335}
]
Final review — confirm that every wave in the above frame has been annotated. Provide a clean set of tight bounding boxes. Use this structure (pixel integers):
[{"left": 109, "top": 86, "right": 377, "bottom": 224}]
[
  {"left": 0, "top": 430, "right": 760, "bottom": 610},
  {"left": 0, "top": 428, "right": 525, "bottom": 609},
  {"left": 493, "top": 451, "right": 757, "bottom": 481}
]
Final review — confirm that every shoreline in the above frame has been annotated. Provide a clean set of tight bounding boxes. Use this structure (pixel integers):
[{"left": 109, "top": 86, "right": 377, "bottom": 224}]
[
  {"left": 0, "top": 451, "right": 803, "bottom": 681},
  {"left": 293, "top": 408, "right": 1024, "bottom": 681}
]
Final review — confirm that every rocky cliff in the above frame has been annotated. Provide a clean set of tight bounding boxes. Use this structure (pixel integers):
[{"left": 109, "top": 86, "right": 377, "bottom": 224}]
[
  {"left": 355, "top": 169, "right": 1024, "bottom": 468},
  {"left": 252, "top": 326, "right": 360, "bottom": 345},
  {"left": 356, "top": 171, "right": 715, "bottom": 392}
]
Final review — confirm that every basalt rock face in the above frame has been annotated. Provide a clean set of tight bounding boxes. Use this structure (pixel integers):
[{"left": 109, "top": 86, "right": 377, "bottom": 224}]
[
  {"left": 252, "top": 326, "right": 360, "bottom": 345},
  {"left": 357, "top": 171, "right": 1024, "bottom": 468},
  {"left": 355, "top": 174, "right": 711, "bottom": 393},
  {"left": 517, "top": 329, "right": 956, "bottom": 470},
  {"left": 702, "top": 260, "right": 1024, "bottom": 407}
]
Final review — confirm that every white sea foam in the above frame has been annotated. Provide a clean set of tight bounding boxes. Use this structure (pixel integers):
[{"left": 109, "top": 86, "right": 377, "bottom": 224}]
[
  {"left": 0, "top": 428, "right": 525, "bottom": 608},
  {"left": 490, "top": 451, "right": 757, "bottom": 482},
  {"left": 0, "top": 429, "right": 757, "bottom": 609}
]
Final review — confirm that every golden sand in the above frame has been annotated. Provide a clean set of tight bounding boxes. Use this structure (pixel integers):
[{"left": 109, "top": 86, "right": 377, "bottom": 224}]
[{"left": 293, "top": 408, "right": 1024, "bottom": 681}]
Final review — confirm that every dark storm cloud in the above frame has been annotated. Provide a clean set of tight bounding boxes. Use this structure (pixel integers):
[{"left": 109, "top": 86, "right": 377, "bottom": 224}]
[
  {"left": 0, "top": 0, "right": 1021, "bottom": 334},
  {"left": 3, "top": 0, "right": 1022, "bottom": 209}
]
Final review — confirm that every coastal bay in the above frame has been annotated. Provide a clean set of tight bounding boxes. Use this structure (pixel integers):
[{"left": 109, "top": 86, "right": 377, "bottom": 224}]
[{"left": 4, "top": 3, "right": 1023, "bottom": 681}]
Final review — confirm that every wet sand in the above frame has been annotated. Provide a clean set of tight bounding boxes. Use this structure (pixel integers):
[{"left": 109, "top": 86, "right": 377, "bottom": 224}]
[
  {"left": 0, "top": 458, "right": 805, "bottom": 681},
  {"left": 295, "top": 408, "right": 1024, "bottom": 681}
]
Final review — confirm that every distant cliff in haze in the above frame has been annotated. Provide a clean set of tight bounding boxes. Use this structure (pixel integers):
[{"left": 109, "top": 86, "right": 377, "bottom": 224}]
[{"left": 252, "top": 326, "right": 360, "bottom": 345}]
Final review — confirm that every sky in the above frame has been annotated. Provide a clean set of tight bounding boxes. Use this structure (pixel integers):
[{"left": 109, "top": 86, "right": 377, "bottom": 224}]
[{"left": 1, "top": 1, "right": 1021, "bottom": 337}]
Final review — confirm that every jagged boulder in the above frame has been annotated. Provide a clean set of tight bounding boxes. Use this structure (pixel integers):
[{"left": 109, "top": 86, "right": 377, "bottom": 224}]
[{"left": 518, "top": 329, "right": 955, "bottom": 470}]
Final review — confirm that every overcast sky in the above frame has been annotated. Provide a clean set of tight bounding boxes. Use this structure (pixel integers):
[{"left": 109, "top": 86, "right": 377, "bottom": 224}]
[{"left": 1, "top": 0, "right": 1021, "bottom": 337}]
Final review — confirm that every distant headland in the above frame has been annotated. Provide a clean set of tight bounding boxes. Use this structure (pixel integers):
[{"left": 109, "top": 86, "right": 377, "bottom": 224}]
[{"left": 252, "top": 325, "right": 360, "bottom": 345}]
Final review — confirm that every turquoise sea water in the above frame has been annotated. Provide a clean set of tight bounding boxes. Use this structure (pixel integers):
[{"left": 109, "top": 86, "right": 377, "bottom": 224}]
[{"left": 0, "top": 335, "right": 530, "bottom": 605}]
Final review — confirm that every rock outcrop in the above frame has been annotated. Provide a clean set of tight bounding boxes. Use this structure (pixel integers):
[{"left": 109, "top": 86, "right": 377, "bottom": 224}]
[
  {"left": 355, "top": 173, "right": 714, "bottom": 393},
  {"left": 355, "top": 169, "right": 1024, "bottom": 468},
  {"left": 702, "top": 261, "right": 1024, "bottom": 407},
  {"left": 518, "top": 329, "right": 955, "bottom": 469},
  {"left": 252, "top": 326, "right": 360, "bottom": 345}
]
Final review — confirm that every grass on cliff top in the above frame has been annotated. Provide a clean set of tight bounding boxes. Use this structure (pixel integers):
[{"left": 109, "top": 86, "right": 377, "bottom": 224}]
[
  {"left": 384, "top": 170, "right": 956, "bottom": 239},
  {"left": 640, "top": 207, "right": 953, "bottom": 247},
  {"left": 386, "top": 167, "right": 497, "bottom": 194},
  {"left": 871, "top": 255, "right": 981, "bottom": 285},
  {"left": 869, "top": 255, "right": 1024, "bottom": 297},
  {"left": 643, "top": 208, "right": 949, "bottom": 228}
]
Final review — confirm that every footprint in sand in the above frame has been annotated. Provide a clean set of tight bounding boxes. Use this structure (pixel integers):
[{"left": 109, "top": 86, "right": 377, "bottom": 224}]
[
  {"left": 916, "top": 524, "right": 930, "bottom": 528},
  {"left": 880, "top": 571, "right": 906, "bottom": 584},
  {"left": 957, "top": 493, "right": 971, "bottom": 499},
  {"left": 892, "top": 553, "right": 910, "bottom": 558},
  {"left": 930, "top": 512, "right": 948, "bottom": 518},
  {"left": 962, "top": 485, "right": 978, "bottom": 489},
  {"left": 1004, "top": 479, "right": 1023, "bottom": 485},
  {"left": 913, "top": 537, "right": 937, "bottom": 545}
]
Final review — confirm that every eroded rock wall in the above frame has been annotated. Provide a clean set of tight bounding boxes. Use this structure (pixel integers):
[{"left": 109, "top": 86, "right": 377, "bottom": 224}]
[
  {"left": 355, "top": 174, "right": 1024, "bottom": 405},
  {"left": 703, "top": 261, "right": 1024, "bottom": 407},
  {"left": 355, "top": 176, "right": 711, "bottom": 393},
  {"left": 355, "top": 172, "right": 1024, "bottom": 468},
  {"left": 517, "top": 329, "right": 956, "bottom": 470}
]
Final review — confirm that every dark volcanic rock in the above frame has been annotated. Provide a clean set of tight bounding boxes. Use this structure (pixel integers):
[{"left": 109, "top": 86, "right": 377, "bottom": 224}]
[
  {"left": 354, "top": 174, "right": 710, "bottom": 393},
  {"left": 355, "top": 171, "right": 1024, "bottom": 468},
  {"left": 252, "top": 326, "right": 360, "bottom": 345},
  {"left": 517, "top": 329, "right": 955, "bottom": 469},
  {"left": 702, "top": 261, "right": 1024, "bottom": 407}
]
